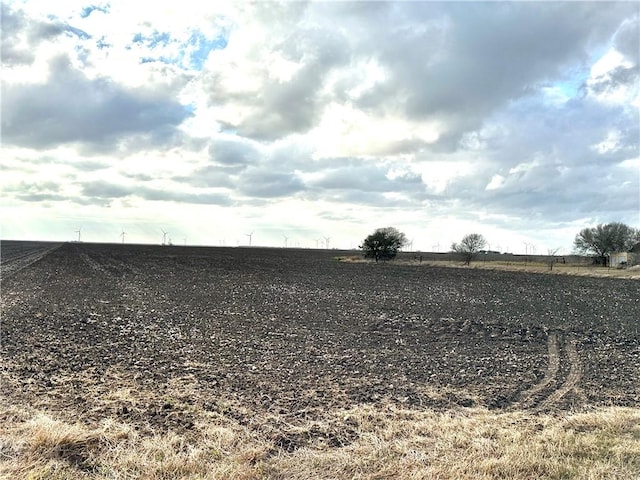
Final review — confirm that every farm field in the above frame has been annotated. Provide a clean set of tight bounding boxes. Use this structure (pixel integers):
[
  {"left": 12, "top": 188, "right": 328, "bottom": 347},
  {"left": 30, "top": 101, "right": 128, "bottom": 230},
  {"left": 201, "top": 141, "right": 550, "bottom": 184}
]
[{"left": 1, "top": 241, "right": 639, "bottom": 479}]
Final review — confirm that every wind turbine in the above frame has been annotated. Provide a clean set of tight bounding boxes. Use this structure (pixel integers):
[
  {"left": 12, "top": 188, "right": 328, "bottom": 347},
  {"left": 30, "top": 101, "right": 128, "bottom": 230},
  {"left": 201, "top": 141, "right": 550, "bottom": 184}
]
[
  {"left": 161, "top": 229, "right": 169, "bottom": 246},
  {"left": 245, "top": 231, "right": 254, "bottom": 247},
  {"left": 75, "top": 227, "right": 82, "bottom": 243},
  {"left": 323, "top": 236, "right": 331, "bottom": 249},
  {"left": 283, "top": 235, "right": 289, "bottom": 248},
  {"left": 120, "top": 228, "right": 126, "bottom": 244}
]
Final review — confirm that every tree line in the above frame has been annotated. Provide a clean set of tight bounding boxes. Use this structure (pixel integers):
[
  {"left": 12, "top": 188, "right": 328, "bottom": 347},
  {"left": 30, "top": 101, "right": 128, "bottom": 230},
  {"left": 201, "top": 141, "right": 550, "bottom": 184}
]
[
  {"left": 573, "top": 222, "right": 640, "bottom": 266},
  {"left": 360, "top": 222, "right": 640, "bottom": 266}
]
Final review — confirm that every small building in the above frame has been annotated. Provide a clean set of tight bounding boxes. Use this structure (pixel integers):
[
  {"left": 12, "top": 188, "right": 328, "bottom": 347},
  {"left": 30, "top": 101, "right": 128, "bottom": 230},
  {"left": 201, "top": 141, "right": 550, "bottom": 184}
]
[
  {"left": 610, "top": 252, "right": 631, "bottom": 268},
  {"left": 610, "top": 243, "right": 640, "bottom": 268}
]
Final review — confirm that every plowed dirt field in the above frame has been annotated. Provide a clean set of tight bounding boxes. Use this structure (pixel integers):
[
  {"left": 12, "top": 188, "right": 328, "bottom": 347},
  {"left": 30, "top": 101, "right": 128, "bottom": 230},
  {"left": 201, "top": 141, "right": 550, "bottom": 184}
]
[{"left": 1, "top": 242, "right": 638, "bottom": 435}]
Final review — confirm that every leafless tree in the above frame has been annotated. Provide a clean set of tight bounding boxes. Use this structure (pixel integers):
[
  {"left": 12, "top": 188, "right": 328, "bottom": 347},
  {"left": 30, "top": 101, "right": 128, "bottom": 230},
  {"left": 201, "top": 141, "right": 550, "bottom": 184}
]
[{"left": 451, "top": 233, "right": 487, "bottom": 265}]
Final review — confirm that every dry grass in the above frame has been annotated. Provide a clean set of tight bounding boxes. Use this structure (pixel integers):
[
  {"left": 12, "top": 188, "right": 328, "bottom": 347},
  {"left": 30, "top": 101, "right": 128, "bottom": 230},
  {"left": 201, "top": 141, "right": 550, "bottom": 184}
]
[
  {"left": 337, "top": 256, "right": 640, "bottom": 279},
  {"left": 462, "top": 261, "right": 640, "bottom": 279},
  {"left": 2, "top": 402, "right": 638, "bottom": 480}
]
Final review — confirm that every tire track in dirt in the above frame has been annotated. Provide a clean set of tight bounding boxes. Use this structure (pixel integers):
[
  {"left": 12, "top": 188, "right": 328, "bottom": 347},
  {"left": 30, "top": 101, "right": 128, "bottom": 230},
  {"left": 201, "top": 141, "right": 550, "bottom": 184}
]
[
  {"left": 78, "top": 250, "right": 143, "bottom": 276},
  {"left": 514, "top": 332, "right": 560, "bottom": 410},
  {"left": 535, "top": 337, "right": 582, "bottom": 411},
  {"left": 0, "top": 243, "right": 63, "bottom": 279},
  {"left": 78, "top": 252, "right": 106, "bottom": 273},
  {"left": 511, "top": 331, "right": 582, "bottom": 411}
]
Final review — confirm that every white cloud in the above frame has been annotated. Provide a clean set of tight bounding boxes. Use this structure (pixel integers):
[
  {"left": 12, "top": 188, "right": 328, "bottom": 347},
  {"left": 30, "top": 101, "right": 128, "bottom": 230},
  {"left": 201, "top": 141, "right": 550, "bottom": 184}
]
[
  {"left": 486, "top": 174, "right": 505, "bottom": 191},
  {"left": 1, "top": 1, "right": 638, "bottom": 249},
  {"left": 587, "top": 49, "right": 639, "bottom": 106},
  {"left": 592, "top": 130, "right": 623, "bottom": 154},
  {"left": 310, "top": 103, "right": 440, "bottom": 157}
]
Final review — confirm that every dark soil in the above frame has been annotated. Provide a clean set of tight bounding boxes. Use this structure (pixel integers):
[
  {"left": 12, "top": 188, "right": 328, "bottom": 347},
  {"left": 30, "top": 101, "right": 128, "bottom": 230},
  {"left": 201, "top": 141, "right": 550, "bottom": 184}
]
[{"left": 1, "top": 242, "right": 638, "bottom": 433}]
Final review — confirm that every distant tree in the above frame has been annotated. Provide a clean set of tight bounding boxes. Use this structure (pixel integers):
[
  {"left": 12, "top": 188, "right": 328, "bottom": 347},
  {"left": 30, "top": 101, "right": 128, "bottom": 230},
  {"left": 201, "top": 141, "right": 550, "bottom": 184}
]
[
  {"left": 360, "top": 227, "right": 407, "bottom": 262},
  {"left": 547, "top": 247, "right": 560, "bottom": 271},
  {"left": 451, "top": 233, "right": 487, "bottom": 265},
  {"left": 573, "top": 222, "right": 640, "bottom": 266}
]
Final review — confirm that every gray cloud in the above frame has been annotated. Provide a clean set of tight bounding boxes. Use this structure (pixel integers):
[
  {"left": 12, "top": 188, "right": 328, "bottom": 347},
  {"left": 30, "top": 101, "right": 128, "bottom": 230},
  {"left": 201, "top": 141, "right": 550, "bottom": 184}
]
[
  {"left": 369, "top": 2, "right": 636, "bottom": 150},
  {"left": 443, "top": 91, "right": 639, "bottom": 224},
  {"left": 181, "top": 150, "right": 430, "bottom": 204},
  {"left": 0, "top": 155, "right": 109, "bottom": 178},
  {"left": 237, "top": 169, "right": 305, "bottom": 198},
  {"left": 4, "top": 180, "right": 61, "bottom": 195},
  {"left": 209, "top": 137, "right": 260, "bottom": 167},
  {"left": 347, "top": 3, "right": 634, "bottom": 150},
  {"left": 81, "top": 180, "right": 232, "bottom": 206},
  {"left": 181, "top": 165, "right": 236, "bottom": 188},
  {"left": 140, "top": 188, "right": 232, "bottom": 206},
  {"left": 1, "top": 179, "right": 95, "bottom": 205},
  {"left": 1, "top": 55, "right": 190, "bottom": 151},
  {"left": 206, "top": 14, "right": 351, "bottom": 140},
  {"left": 588, "top": 64, "right": 640, "bottom": 97},
  {"left": 1, "top": 4, "right": 64, "bottom": 65},
  {"left": 1, "top": 2, "right": 637, "bottom": 247},
  {"left": 1, "top": 4, "right": 94, "bottom": 66},
  {"left": 1, "top": 5, "right": 34, "bottom": 64},
  {"left": 82, "top": 181, "right": 132, "bottom": 199},
  {"left": 201, "top": 2, "right": 636, "bottom": 149},
  {"left": 310, "top": 163, "right": 424, "bottom": 194},
  {"left": 613, "top": 15, "right": 639, "bottom": 61},
  {"left": 327, "top": 189, "right": 423, "bottom": 209}
]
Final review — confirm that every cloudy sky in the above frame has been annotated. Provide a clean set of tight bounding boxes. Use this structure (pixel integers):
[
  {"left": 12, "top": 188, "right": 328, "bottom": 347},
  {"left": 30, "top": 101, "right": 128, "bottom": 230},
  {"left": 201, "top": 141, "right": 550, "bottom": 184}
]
[{"left": 1, "top": 1, "right": 638, "bottom": 253}]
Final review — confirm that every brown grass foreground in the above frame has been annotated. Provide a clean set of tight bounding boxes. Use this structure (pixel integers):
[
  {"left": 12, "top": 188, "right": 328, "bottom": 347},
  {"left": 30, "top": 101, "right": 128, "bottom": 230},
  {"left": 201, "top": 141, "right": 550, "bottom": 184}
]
[{"left": 1, "top": 402, "right": 638, "bottom": 480}]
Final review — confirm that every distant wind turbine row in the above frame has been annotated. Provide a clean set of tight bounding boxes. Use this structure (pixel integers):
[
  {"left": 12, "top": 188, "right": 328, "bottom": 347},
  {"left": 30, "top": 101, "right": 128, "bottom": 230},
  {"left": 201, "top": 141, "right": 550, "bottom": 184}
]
[
  {"left": 71, "top": 226, "right": 340, "bottom": 249},
  {"left": 72, "top": 226, "right": 177, "bottom": 246}
]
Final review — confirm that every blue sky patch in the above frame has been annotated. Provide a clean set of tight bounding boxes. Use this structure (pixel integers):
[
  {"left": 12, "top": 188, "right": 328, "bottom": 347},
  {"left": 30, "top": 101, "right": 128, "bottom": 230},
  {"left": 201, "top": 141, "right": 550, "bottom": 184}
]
[
  {"left": 186, "top": 32, "right": 228, "bottom": 70},
  {"left": 65, "top": 25, "right": 91, "bottom": 40},
  {"left": 80, "top": 4, "right": 110, "bottom": 19},
  {"left": 132, "top": 31, "right": 171, "bottom": 48},
  {"left": 96, "top": 36, "right": 110, "bottom": 49},
  {"left": 140, "top": 56, "right": 173, "bottom": 65}
]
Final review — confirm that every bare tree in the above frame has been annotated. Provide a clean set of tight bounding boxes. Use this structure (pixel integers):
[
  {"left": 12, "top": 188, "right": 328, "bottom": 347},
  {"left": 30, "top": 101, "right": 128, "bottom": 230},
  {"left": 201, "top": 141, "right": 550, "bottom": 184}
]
[
  {"left": 547, "top": 247, "right": 560, "bottom": 271},
  {"left": 451, "top": 233, "right": 487, "bottom": 265}
]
